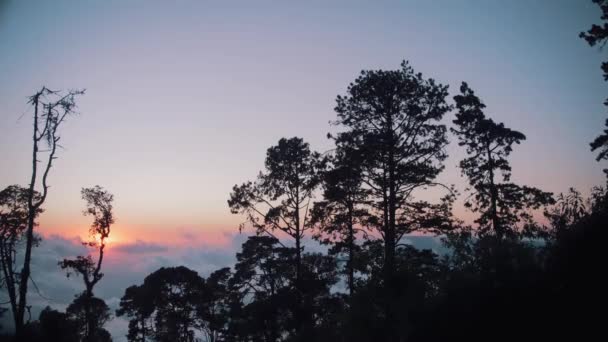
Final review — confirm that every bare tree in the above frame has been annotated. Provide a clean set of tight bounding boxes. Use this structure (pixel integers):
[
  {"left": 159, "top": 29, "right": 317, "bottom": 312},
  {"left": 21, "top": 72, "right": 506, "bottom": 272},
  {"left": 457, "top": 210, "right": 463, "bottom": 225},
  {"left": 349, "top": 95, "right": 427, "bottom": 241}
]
[{"left": 13, "top": 87, "right": 84, "bottom": 337}]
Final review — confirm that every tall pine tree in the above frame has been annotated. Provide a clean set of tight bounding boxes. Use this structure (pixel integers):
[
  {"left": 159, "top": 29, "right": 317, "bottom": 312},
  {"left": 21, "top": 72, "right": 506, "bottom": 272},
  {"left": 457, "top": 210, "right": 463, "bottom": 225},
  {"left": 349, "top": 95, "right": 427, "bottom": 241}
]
[
  {"left": 452, "top": 82, "right": 553, "bottom": 238},
  {"left": 334, "top": 61, "right": 452, "bottom": 341}
]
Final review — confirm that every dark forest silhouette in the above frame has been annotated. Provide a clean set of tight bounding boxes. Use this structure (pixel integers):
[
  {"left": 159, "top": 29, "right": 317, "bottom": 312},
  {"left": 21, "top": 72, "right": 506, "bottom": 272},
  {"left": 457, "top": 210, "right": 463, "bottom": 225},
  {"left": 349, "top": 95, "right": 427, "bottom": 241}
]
[{"left": 1, "top": 1, "right": 608, "bottom": 341}]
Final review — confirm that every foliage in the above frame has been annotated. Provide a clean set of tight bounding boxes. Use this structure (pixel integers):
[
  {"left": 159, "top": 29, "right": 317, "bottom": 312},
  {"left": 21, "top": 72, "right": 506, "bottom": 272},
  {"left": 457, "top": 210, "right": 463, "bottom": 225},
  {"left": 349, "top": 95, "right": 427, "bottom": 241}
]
[
  {"left": 59, "top": 186, "right": 115, "bottom": 341},
  {"left": 452, "top": 82, "right": 554, "bottom": 238},
  {"left": 66, "top": 293, "right": 112, "bottom": 342},
  {"left": 581, "top": 0, "right": 608, "bottom": 174}
]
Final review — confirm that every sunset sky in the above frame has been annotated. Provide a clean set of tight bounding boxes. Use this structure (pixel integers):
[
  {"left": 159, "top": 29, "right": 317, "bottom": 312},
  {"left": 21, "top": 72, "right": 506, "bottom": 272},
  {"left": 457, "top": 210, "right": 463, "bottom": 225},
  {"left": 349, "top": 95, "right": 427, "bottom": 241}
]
[{"left": 0, "top": 1, "right": 606, "bottom": 339}]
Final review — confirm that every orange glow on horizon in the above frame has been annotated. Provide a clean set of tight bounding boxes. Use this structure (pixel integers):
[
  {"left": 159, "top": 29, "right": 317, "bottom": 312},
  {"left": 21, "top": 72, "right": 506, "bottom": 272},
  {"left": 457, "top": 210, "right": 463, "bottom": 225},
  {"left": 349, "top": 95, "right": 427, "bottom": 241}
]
[{"left": 39, "top": 221, "right": 241, "bottom": 251}]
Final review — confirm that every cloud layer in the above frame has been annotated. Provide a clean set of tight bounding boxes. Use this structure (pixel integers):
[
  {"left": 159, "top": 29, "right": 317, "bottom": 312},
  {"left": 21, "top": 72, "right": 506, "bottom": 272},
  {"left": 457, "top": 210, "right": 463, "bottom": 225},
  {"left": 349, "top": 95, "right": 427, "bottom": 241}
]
[
  {"left": 0, "top": 233, "right": 442, "bottom": 341},
  {"left": 0, "top": 233, "right": 246, "bottom": 341}
]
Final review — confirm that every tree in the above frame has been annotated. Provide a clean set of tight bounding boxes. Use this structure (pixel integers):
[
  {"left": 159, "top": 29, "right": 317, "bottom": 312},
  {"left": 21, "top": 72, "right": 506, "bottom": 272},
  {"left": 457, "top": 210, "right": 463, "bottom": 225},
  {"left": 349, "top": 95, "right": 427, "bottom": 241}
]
[
  {"left": 228, "top": 236, "right": 294, "bottom": 341},
  {"left": 339, "top": 239, "right": 446, "bottom": 342},
  {"left": 0, "top": 185, "right": 42, "bottom": 330},
  {"left": 297, "top": 252, "right": 339, "bottom": 340},
  {"left": 226, "top": 235, "right": 340, "bottom": 341},
  {"left": 452, "top": 82, "right": 553, "bottom": 239},
  {"left": 118, "top": 266, "right": 204, "bottom": 342},
  {"left": 581, "top": 0, "right": 608, "bottom": 175},
  {"left": 60, "top": 186, "right": 114, "bottom": 341},
  {"left": 580, "top": 0, "right": 608, "bottom": 81},
  {"left": 309, "top": 137, "right": 370, "bottom": 296},
  {"left": 333, "top": 61, "right": 452, "bottom": 341},
  {"left": 14, "top": 87, "right": 84, "bottom": 338},
  {"left": 6, "top": 306, "right": 80, "bottom": 342},
  {"left": 590, "top": 120, "right": 608, "bottom": 175},
  {"left": 116, "top": 284, "right": 155, "bottom": 342},
  {"left": 199, "top": 267, "right": 231, "bottom": 342},
  {"left": 66, "top": 293, "right": 112, "bottom": 342},
  {"left": 38, "top": 306, "right": 79, "bottom": 342},
  {"left": 543, "top": 188, "right": 588, "bottom": 241},
  {"left": 228, "top": 137, "right": 325, "bottom": 338},
  {"left": 230, "top": 236, "right": 293, "bottom": 298},
  {"left": 543, "top": 185, "right": 607, "bottom": 340}
]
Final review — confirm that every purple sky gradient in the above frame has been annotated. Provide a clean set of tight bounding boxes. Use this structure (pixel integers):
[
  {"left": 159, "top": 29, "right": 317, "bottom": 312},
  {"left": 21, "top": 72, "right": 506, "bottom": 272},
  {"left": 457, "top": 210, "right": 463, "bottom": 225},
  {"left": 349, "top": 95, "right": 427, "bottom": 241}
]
[
  {"left": 2, "top": 1, "right": 608, "bottom": 340},
  {"left": 0, "top": 0, "right": 606, "bottom": 246}
]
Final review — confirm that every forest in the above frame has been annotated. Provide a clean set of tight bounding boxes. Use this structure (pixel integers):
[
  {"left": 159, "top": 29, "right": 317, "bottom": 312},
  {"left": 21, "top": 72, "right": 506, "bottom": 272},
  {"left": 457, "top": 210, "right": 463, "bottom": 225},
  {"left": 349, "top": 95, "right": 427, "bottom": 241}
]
[{"left": 1, "top": 1, "right": 607, "bottom": 342}]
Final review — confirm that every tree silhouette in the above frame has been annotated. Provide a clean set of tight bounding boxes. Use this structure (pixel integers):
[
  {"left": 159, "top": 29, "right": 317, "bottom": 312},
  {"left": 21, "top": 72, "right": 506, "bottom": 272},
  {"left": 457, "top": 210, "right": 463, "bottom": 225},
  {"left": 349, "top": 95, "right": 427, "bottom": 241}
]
[
  {"left": 38, "top": 306, "right": 80, "bottom": 342},
  {"left": 0, "top": 185, "right": 42, "bottom": 330},
  {"left": 338, "top": 239, "right": 446, "bottom": 342},
  {"left": 297, "top": 252, "right": 339, "bottom": 340},
  {"left": 118, "top": 266, "right": 204, "bottom": 342},
  {"left": 8, "top": 306, "right": 81, "bottom": 342},
  {"left": 116, "top": 284, "right": 155, "bottom": 342},
  {"left": 333, "top": 61, "right": 452, "bottom": 341},
  {"left": 580, "top": 0, "right": 608, "bottom": 82},
  {"left": 452, "top": 82, "right": 553, "bottom": 239},
  {"left": 228, "top": 236, "right": 294, "bottom": 341},
  {"left": 59, "top": 186, "right": 114, "bottom": 342},
  {"left": 581, "top": 0, "right": 608, "bottom": 175},
  {"left": 66, "top": 293, "right": 112, "bottom": 342},
  {"left": 543, "top": 188, "right": 588, "bottom": 241},
  {"left": 220, "top": 235, "right": 340, "bottom": 341},
  {"left": 543, "top": 185, "right": 607, "bottom": 340},
  {"left": 228, "top": 137, "right": 325, "bottom": 339},
  {"left": 309, "top": 136, "right": 370, "bottom": 296},
  {"left": 199, "top": 267, "right": 231, "bottom": 342},
  {"left": 230, "top": 236, "right": 293, "bottom": 298},
  {"left": 229, "top": 138, "right": 325, "bottom": 286},
  {"left": 590, "top": 119, "right": 608, "bottom": 175},
  {"left": 14, "top": 87, "right": 84, "bottom": 338}
]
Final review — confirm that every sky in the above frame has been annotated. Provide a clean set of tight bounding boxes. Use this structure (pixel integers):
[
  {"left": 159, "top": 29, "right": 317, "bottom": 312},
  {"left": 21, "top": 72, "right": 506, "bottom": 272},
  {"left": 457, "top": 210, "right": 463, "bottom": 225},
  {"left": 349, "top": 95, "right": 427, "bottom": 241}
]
[{"left": 0, "top": 0, "right": 607, "bottom": 340}]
